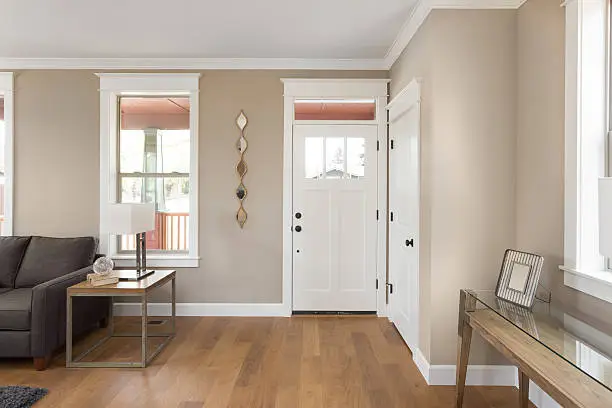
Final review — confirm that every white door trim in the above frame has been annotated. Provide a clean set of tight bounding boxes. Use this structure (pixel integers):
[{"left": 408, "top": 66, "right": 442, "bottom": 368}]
[
  {"left": 386, "top": 78, "right": 421, "bottom": 349},
  {"left": 281, "top": 78, "right": 389, "bottom": 316}
]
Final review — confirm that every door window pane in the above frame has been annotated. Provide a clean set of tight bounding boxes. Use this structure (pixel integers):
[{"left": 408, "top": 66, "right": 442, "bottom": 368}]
[
  {"left": 294, "top": 99, "right": 376, "bottom": 120},
  {"left": 347, "top": 138, "right": 365, "bottom": 179},
  {"left": 326, "top": 137, "right": 345, "bottom": 179},
  {"left": 305, "top": 137, "right": 324, "bottom": 179}
]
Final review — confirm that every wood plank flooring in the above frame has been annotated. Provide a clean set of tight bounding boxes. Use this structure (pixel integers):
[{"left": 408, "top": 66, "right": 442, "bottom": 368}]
[{"left": 0, "top": 316, "right": 529, "bottom": 407}]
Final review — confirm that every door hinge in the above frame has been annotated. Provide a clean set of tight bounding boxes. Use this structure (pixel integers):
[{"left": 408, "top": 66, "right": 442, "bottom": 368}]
[
  {"left": 387, "top": 283, "right": 394, "bottom": 294},
  {"left": 377, "top": 140, "right": 380, "bottom": 151},
  {"left": 376, "top": 210, "right": 379, "bottom": 220},
  {"left": 376, "top": 278, "right": 379, "bottom": 290},
  {"left": 390, "top": 211, "right": 394, "bottom": 222},
  {"left": 391, "top": 140, "right": 395, "bottom": 150}
]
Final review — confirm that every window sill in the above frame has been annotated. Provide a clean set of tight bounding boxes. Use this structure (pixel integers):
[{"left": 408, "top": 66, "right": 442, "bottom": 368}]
[
  {"left": 560, "top": 266, "right": 612, "bottom": 304},
  {"left": 112, "top": 255, "right": 200, "bottom": 268}
]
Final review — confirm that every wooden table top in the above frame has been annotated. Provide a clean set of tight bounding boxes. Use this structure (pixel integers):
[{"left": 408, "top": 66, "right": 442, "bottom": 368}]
[
  {"left": 468, "top": 309, "right": 612, "bottom": 408},
  {"left": 68, "top": 270, "right": 175, "bottom": 295}
]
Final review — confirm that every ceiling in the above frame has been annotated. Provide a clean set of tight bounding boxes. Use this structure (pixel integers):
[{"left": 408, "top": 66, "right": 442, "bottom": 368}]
[{"left": 0, "top": 0, "right": 415, "bottom": 60}]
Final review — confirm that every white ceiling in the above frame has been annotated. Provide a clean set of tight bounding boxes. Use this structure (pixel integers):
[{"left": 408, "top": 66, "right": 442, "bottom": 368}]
[{"left": 0, "top": 0, "right": 415, "bottom": 60}]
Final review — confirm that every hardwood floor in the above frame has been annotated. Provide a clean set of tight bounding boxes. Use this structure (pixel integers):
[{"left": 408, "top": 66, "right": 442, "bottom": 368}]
[{"left": 0, "top": 316, "right": 528, "bottom": 407}]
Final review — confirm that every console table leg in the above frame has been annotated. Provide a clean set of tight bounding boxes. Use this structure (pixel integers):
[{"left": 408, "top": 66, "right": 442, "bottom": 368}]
[
  {"left": 519, "top": 370, "right": 529, "bottom": 408},
  {"left": 456, "top": 290, "right": 476, "bottom": 408},
  {"left": 456, "top": 323, "right": 472, "bottom": 408}
]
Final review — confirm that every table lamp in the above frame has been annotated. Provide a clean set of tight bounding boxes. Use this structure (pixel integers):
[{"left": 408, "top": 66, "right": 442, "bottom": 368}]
[
  {"left": 599, "top": 178, "right": 612, "bottom": 258},
  {"left": 105, "top": 203, "right": 155, "bottom": 281}
]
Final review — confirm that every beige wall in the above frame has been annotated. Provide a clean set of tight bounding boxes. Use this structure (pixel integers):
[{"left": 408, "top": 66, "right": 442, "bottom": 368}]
[
  {"left": 13, "top": 69, "right": 388, "bottom": 303},
  {"left": 390, "top": 9, "right": 517, "bottom": 365},
  {"left": 15, "top": 71, "right": 101, "bottom": 237},
  {"left": 429, "top": 9, "right": 518, "bottom": 365},
  {"left": 516, "top": 0, "right": 565, "bottom": 296}
]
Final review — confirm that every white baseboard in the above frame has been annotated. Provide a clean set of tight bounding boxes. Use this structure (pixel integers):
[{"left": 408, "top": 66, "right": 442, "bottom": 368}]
[
  {"left": 411, "top": 348, "right": 559, "bottom": 408},
  {"left": 412, "top": 348, "right": 517, "bottom": 386},
  {"left": 413, "top": 348, "right": 431, "bottom": 383},
  {"left": 114, "top": 302, "right": 289, "bottom": 317},
  {"left": 429, "top": 363, "right": 518, "bottom": 386}
]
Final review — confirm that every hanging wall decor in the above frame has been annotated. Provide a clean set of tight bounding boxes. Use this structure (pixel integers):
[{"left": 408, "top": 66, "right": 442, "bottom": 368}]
[{"left": 235, "top": 111, "right": 249, "bottom": 228}]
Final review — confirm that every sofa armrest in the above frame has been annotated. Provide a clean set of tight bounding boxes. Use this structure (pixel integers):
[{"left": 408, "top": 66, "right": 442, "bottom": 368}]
[{"left": 30, "top": 266, "right": 94, "bottom": 357}]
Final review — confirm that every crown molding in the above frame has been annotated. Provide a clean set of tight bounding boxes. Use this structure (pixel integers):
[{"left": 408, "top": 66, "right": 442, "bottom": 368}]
[
  {"left": 384, "top": 0, "right": 528, "bottom": 69},
  {"left": 0, "top": 57, "right": 388, "bottom": 71},
  {"left": 0, "top": 0, "right": 530, "bottom": 72}
]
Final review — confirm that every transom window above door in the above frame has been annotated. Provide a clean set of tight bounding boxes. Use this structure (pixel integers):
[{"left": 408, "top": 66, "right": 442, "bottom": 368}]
[{"left": 294, "top": 99, "right": 376, "bottom": 121}]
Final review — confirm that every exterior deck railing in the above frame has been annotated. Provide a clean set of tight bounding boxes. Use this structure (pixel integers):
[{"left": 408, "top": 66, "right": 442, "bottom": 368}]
[{"left": 121, "top": 212, "right": 189, "bottom": 251}]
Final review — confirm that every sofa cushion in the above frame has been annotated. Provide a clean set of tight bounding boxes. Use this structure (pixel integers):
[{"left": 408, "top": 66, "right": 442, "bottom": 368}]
[
  {"left": 15, "top": 237, "right": 98, "bottom": 288},
  {"left": 0, "top": 289, "right": 33, "bottom": 330},
  {"left": 0, "top": 237, "right": 31, "bottom": 288}
]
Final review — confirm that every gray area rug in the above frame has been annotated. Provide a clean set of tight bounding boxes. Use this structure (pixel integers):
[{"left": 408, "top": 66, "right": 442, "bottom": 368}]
[{"left": 0, "top": 386, "right": 48, "bottom": 408}]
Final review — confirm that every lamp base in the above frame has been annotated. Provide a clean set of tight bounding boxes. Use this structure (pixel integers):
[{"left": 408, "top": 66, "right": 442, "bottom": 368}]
[{"left": 117, "top": 269, "right": 155, "bottom": 281}]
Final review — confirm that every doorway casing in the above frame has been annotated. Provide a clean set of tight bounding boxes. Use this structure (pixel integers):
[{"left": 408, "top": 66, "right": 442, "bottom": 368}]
[{"left": 281, "top": 78, "right": 390, "bottom": 316}]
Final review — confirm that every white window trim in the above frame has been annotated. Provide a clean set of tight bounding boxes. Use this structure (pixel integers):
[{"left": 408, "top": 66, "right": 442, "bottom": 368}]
[
  {"left": 561, "top": 0, "right": 610, "bottom": 300},
  {"left": 97, "top": 73, "right": 201, "bottom": 268},
  {"left": 0, "top": 72, "right": 14, "bottom": 236}
]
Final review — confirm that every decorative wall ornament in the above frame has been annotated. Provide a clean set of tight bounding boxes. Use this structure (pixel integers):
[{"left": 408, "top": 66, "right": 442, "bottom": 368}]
[{"left": 235, "top": 111, "right": 248, "bottom": 228}]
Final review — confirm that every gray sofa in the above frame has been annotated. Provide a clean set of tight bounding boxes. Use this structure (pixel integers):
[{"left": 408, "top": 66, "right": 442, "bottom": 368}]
[{"left": 0, "top": 236, "right": 110, "bottom": 370}]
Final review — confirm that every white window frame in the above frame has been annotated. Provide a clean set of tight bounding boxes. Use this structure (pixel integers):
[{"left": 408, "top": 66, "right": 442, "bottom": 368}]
[
  {"left": 561, "top": 0, "right": 611, "bottom": 301},
  {"left": 0, "top": 72, "right": 14, "bottom": 236},
  {"left": 98, "top": 73, "right": 200, "bottom": 268}
]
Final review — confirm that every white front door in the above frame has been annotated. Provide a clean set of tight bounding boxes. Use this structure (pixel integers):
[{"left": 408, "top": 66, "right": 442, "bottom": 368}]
[
  {"left": 292, "top": 124, "right": 378, "bottom": 312},
  {"left": 388, "top": 82, "right": 420, "bottom": 351}
]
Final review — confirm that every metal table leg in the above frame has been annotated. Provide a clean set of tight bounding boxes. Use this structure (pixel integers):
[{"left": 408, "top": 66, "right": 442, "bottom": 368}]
[
  {"left": 108, "top": 296, "right": 114, "bottom": 336},
  {"left": 172, "top": 277, "right": 176, "bottom": 335},
  {"left": 66, "top": 295, "right": 73, "bottom": 367},
  {"left": 141, "top": 293, "right": 148, "bottom": 367}
]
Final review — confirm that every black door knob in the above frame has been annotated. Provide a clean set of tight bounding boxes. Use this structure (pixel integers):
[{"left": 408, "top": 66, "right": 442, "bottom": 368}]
[
  {"left": 295, "top": 225, "right": 302, "bottom": 232},
  {"left": 295, "top": 212, "right": 302, "bottom": 219},
  {"left": 406, "top": 239, "right": 414, "bottom": 247}
]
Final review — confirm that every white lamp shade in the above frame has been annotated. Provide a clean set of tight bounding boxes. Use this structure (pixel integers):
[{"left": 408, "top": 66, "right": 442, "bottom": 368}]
[
  {"left": 103, "top": 203, "right": 155, "bottom": 234},
  {"left": 599, "top": 178, "right": 612, "bottom": 257}
]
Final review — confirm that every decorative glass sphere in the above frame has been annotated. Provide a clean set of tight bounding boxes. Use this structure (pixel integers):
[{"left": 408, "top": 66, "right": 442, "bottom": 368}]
[{"left": 93, "top": 257, "right": 115, "bottom": 275}]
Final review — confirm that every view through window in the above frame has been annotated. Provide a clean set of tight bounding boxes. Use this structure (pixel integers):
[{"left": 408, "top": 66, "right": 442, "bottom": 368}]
[{"left": 118, "top": 96, "right": 190, "bottom": 252}]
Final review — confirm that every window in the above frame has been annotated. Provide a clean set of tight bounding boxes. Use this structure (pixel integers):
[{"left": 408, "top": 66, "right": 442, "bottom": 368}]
[
  {"left": 98, "top": 74, "right": 200, "bottom": 268},
  {"left": 561, "top": 0, "right": 609, "bottom": 300},
  {"left": 294, "top": 99, "right": 376, "bottom": 121},
  {"left": 118, "top": 97, "right": 191, "bottom": 252},
  {"left": 0, "top": 73, "right": 13, "bottom": 236}
]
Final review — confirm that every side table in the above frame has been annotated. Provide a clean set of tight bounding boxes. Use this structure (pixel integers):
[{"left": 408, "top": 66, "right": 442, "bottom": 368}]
[{"left": 66, "top": 269, "right": 176, "bottom": 368}]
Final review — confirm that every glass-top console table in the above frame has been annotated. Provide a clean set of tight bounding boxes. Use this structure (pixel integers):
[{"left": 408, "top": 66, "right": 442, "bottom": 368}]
[{"left": 456, "top": 289, "right": 612, "bottom": 408}]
